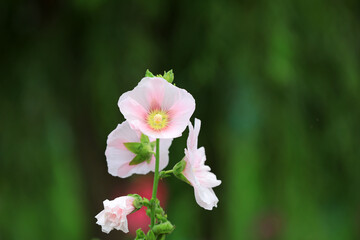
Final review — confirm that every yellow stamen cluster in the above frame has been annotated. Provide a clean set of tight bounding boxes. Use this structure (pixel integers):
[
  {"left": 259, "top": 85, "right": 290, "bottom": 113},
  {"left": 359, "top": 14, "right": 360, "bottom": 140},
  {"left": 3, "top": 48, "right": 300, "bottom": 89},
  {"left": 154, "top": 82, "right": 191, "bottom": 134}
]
[{"left": 147, "top": 110, "right": 169, "bottom": 131}]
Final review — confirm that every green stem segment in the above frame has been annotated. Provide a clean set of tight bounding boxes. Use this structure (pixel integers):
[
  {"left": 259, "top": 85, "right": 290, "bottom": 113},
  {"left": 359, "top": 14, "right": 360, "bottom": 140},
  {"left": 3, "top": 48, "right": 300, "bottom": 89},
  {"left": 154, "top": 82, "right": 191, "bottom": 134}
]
[
  {"left": 163, "top": 170, "right": 173, "bottom": 175},
  {"left": 150, "top": 139, "right": 160, "bottom": 228}
]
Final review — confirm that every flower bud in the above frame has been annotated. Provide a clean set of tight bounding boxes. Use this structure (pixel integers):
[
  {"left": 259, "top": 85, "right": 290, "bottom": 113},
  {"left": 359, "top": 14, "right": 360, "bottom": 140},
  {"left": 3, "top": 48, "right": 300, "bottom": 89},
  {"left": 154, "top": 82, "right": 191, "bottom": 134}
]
[
  {"left": 127, "top": 194, "right": 143, "bottom": 209},
  {"left": 152, "top": 221, "right": 175, "bottom": 235},
  {"left": 135, "top": 229, "right": 146, "bottom": 240},
  {"left": 173, "top": 159, "right": 190, "bottom": 185}
]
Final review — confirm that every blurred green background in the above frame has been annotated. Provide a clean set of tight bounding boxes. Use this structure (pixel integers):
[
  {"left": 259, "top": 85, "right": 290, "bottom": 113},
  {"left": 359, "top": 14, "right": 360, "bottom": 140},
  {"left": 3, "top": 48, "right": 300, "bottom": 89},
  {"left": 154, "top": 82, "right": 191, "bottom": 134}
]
[{"left": 1, "top": 0, "right": 360, "bottom": 239}]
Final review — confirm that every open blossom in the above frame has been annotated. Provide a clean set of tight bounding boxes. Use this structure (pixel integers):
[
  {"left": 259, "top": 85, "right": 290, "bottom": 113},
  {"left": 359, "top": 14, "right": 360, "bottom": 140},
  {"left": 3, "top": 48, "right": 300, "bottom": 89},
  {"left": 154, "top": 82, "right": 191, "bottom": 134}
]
[
  {"left": 118, "top": 77, "right": 195, "bottom": 139},
  {"left": 183, "top": 118, "right": 221, "bottom": 210},
  {"left": 95, "top": 196, "right": 136, "bottom": 233},
  {"left": 105, "top": 121, "right": 172, "bottom": 178}
]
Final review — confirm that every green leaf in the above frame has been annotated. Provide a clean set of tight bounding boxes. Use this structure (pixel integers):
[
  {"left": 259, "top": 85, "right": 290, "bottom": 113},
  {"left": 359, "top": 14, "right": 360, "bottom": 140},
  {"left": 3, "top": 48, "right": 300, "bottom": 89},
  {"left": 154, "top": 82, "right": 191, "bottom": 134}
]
[{"left": 145, "top": 69, "right": 155, "bottom": 77}]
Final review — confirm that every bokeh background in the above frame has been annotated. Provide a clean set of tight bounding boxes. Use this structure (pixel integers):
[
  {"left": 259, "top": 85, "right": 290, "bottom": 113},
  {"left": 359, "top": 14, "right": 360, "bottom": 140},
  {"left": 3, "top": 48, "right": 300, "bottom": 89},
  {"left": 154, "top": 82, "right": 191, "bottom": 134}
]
[{"left": 1, "top": 0, "right": 360, "bottom": 239}]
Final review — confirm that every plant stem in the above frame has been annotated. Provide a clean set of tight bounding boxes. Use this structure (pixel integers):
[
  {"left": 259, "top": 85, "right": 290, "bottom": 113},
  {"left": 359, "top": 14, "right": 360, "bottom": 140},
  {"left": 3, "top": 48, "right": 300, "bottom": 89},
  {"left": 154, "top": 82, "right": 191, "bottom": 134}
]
[
  {"left": 164, "top": 170, "right": 173, "bottom": 175},
  {"left": 150, "top": 138, "right": 160, "bottom": 228}
]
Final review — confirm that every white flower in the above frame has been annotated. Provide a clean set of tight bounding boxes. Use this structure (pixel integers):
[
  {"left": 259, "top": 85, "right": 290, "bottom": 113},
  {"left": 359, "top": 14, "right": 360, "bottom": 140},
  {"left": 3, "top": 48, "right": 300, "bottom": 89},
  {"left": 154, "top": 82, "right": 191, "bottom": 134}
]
[
  {"left": 118, "top": 77, "right": 196, "bottom": 139},
  {"left": 95, "top": 196, "right": 136, "bottom": 233},
  {"left": 183, "top": 118, "right": 221, "bottom": 210}
]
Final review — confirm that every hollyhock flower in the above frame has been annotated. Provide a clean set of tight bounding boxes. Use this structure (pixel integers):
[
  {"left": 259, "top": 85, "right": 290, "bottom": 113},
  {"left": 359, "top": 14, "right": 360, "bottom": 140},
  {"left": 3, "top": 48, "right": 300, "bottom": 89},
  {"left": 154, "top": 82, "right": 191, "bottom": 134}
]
[
  {"left": 118, "top": 77, "right": 195, "bottom": 139},
  {"left": 105, "top": 121, "right": 172, "bottom": 178},
  {"left": 182, "top": 118, "right": 221, "bottom": 210},
  {"left": 95, "top": 196, "right": 136, "bottom": 233}
]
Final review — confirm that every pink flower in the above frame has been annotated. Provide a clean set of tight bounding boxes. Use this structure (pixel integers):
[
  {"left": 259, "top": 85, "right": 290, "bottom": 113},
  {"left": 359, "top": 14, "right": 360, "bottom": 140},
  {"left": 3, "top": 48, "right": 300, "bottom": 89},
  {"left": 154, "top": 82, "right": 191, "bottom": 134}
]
[
  {"left": 183, "top": 118, "right": 221, "bottom": 210},
  {"left": 105, "top": 121, "right": 172, "bottom": 178},
  {"left": 95, "top": 196, "right": 136, "bottom": 233},
  {"left": 118, "top": 77, "right": 195, "bottom": 139}
]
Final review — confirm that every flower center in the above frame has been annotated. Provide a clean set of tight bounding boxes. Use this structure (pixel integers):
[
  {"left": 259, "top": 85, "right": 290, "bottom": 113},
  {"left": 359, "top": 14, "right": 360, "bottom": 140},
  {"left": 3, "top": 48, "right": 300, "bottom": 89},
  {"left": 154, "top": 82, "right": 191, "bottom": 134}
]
[
  {"left": 153, "top": 114, "right": 163, "bottom": 124},
  {"left": 147, "top": 110, "right": 169, "bottom": 131}
]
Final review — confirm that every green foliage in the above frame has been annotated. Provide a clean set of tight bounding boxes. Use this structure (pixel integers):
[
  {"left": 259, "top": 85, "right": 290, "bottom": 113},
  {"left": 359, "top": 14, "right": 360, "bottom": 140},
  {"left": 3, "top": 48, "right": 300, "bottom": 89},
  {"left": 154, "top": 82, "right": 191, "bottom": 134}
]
[{"left": 135, "top": 197, "right": 174, "bottom": 240}]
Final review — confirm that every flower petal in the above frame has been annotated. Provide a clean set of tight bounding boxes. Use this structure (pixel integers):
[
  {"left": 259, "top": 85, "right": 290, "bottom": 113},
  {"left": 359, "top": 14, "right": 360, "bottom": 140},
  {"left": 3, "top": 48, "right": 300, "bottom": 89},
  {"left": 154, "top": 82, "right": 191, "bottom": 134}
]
[
  {"left": 197, "top": 171, "right": 222, "bottom": 188},
  {"left": 187, "top": 118, "right": 201, "bottom": 150},
  {"left": 194, "top": 185, "right": 219, "bottom": 210},
  {"left": 118, "top": 97, "right": 148, "bottom": 131},
  {"left": 118, "top": 77, "right": 195, "bottom": 139},
  {"left": 159, "top": 138, "right": 173, "bottom": 171},
  {"left": 95, "top": 196, "right": 135, "bottom": 234}
]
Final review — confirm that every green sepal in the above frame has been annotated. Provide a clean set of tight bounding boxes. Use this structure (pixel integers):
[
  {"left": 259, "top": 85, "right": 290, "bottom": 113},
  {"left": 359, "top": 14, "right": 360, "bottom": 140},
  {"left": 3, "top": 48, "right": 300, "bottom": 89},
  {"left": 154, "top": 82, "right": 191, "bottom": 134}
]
[
  {"left": 152, "top": 221, "right": 175, "bottom": 235},
  {"left": 147, "top": 69, "right": 174, "bottom": 83},
  {"left": 150, "top": 141, "right": 156, "bottom": 150},
  {"left": 129, "top": 153, "right": 154, "bottom": 165},
  {"left": 146, "top": 208, "right": 151, "bottom": 217},
  {"left": 155, "top": 206, "right": 165, "bottom": 215},
  {"left": 128, "top": 155, "right": 148, "bottom": 165},
  {"left": 145, "top": 69, "right": 155, "bottom": 77},
  {"left": 124, "top": 134, "right": 156, "bottom": 165},
  {"left": 123, "top": 142, "right": 142, "bottom": 154},
  {"left": 140, "top": 134, "right": 150, "bottom": 143},
  {"left": 128, "top": 194, "right": 143, "bottom": 209},
  {"left": 173, "top": 159, "right": 191, "bottom": 185},
  {"left": 135, "top": 229, "right": 146, "bottom": 240},
  {"left": 156, "top": 213, "right": 168, "bottom": 222},
  {"left": 141, "top": 197, "right": 151, "bottom": 208},
  {"left": 147, "top": 230, "right": 156, "bottom": 240},
  {"left": 162, "top": 70, "right": 174, "bottom": 83}
]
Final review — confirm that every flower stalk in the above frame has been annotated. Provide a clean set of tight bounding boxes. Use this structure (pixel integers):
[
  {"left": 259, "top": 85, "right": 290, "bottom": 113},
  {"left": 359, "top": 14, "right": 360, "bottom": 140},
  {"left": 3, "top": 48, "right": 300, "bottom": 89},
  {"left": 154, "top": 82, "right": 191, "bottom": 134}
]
[
  {"left": 150, "top": 138, "right": 160, "bottom": 228},
  {"left": 95, "top": 70, "right": 221, "bottom": 239}
]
